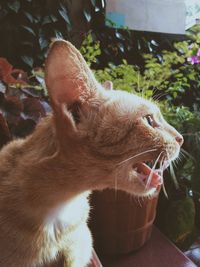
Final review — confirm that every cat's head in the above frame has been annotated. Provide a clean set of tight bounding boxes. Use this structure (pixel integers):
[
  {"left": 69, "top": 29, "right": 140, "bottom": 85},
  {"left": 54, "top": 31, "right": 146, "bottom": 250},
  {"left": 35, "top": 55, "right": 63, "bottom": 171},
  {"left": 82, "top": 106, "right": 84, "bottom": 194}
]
[{"left": 45, "top": 40, "right": 183, "bottom": 197}]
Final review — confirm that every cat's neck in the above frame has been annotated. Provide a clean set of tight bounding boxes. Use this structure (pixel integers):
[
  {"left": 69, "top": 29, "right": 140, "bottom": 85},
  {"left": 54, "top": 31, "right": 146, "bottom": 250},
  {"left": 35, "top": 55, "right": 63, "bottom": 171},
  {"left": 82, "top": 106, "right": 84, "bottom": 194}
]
[{"left": 0, "top": 116, "right": 110, "bottom": 225}]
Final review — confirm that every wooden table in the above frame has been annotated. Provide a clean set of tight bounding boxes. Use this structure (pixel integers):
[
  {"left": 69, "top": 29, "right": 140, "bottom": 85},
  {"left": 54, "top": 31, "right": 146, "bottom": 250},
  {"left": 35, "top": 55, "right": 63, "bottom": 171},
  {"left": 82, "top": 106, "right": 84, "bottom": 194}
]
[{"left": 96, "top": 227, "right": 198, "bottom": 267}]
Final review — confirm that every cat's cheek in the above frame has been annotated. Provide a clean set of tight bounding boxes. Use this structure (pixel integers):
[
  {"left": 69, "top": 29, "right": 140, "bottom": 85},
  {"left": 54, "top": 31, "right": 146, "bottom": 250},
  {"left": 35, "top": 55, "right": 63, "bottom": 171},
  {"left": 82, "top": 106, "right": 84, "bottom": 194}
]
[
  {"left": 164, "top": 142, "right": 181, "bottom": 161},
  {"left": 170, "top": 148, "right": 181, "bottom": 161}
]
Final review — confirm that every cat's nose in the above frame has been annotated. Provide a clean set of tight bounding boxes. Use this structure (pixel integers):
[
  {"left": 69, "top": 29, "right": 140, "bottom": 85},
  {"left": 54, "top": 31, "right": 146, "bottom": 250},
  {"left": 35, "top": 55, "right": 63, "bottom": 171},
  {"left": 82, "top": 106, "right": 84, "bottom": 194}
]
[{"left": 175, "top": 135, "right": 184, "bottom": 146}]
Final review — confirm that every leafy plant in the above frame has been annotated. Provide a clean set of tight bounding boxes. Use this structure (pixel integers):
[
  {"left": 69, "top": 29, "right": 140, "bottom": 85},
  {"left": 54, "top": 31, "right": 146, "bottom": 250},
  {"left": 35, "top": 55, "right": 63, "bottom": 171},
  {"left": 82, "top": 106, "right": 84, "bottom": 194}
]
[
  {"left": 0, "top": 58, "right": 49, "bottom": 147},
  {"left": 80, "top": 33, "right": 101, "bottom": 67},
  {"left": 0, "top": 0, "right": 72, "bottom": 69},
  {"left": 0, "top": 0, "right": 185, "bottom": 73}
]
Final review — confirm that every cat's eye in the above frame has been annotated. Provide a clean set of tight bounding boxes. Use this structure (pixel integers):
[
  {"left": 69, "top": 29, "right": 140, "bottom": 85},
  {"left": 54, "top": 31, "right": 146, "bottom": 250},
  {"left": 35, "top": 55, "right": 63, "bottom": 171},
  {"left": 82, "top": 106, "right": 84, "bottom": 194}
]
[{"left": 144, "top": 115, "right": 156, "bottom": 127}]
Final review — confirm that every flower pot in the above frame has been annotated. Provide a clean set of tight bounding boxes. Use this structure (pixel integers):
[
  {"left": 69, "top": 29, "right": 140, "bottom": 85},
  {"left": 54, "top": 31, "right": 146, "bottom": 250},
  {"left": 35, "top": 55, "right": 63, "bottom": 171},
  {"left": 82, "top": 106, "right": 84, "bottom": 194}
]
[{"left": 89, "top": 189, "right": 160, "bottom": 256}]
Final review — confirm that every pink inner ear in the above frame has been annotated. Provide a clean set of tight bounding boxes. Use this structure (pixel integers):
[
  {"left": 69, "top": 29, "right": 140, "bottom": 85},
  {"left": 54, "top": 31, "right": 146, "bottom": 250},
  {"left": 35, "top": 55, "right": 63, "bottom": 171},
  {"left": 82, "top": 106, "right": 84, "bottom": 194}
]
[
  {"left": 48, "top": 76, "right": 82, "bottom": 105},
  {"left": 45, "top": 40, "right": 98, "bottom": 106},
  {"left": 103, "top": 81, "right": 113, "bottom": 90}
]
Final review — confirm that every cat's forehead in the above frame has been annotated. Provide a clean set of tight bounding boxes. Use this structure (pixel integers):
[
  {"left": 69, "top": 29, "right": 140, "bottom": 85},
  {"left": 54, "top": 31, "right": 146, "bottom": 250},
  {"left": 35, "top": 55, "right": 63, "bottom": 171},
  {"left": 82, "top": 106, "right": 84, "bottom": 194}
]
[{"left": 105, "top": 90, "right": 160, "bottom": 116}]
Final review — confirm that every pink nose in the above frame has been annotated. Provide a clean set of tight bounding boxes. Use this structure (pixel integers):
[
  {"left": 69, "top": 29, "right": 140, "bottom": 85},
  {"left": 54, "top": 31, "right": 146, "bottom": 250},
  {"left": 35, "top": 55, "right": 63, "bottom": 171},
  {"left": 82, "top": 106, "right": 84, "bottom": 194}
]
[{"left": 175, "top": 135, "right": 184, "bottom": 146}]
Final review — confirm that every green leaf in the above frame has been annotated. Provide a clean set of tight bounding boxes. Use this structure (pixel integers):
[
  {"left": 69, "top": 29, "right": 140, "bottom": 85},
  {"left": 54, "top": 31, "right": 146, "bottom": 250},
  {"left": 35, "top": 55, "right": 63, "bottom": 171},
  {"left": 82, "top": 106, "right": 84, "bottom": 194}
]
[
  {"left": 100, "top": 0, "right": 105, "bottom": 8},
  {"left": 42, "top": 16, "right": 52, "bottom": 25},
  {"left": 39, "top": 36, "right": 48, "bottom": 50},
  {"left": 90, "top": 0, "right": 97, "bottom": 6},
  {"left": 23, "top": 11, "right": 34, "bottom": 23},
  {"left": 50, "top": 15, "right": 58, "bottom": 23},
  {"left": 117, "top": 43, "right": 124, "bottom": 53},
  {"left": 53, "top": 29, "right": 63, "bottom": 39},
  {"left": 21, "top": 25, "right": 36, "bottom": 36},
  {"left": 58, "top": 9, "right": 70, "bottom": 24},
  {"left": 83, "top": 10, "right": 92, "bottom": 22},
  {"left": 7, "top": 0, "right": 20, "bottom": 13},
  {"left": 21, "top": 56, "right": 33, "bottom": 68},
  {"left": 115, "top": 31, "right": 125, "bottom": 40}
]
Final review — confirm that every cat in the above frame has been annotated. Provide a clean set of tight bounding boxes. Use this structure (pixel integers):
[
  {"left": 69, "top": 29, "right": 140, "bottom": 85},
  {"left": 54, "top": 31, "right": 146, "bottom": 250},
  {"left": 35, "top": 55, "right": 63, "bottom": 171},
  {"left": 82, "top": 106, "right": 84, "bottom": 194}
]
[{"left": 0, "top": 40, "right": 183, "bottom": 267}]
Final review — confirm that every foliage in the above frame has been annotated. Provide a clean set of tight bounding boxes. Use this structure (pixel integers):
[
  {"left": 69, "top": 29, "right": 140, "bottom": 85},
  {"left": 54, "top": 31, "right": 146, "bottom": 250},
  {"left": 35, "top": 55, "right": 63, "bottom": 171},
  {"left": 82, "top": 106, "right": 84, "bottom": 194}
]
[
  {"left": 0, "top": 58, "right": 27, "bottom": 85},
  {"left": 164, "top": 197, "right": 196, "bottom": 246},
  {"left": 0, "top": 0, "right": 107, "bottom": 70},
  {"left": 94, "top": 25, "right": 200, "bottom": 109},
  {"left": 0, "top": 59, "right": 49, "bottom": 147},
  {"left": 141, "top": 27, "right": 200, "bottom": 109},
  {"left": 0, "top": 0, "right": 183, "bottom": 72},
  {"left": 0, "top": 0, "right": 73, "bottom": 69},
  {"left": 95, "top": 60, "right": 143, "bottom": 93},
  {"left": 80, "top": 33, "right": 101, "bottom": 67},
  {"left": 94, "top": 30, "right": 200, "bottom": 109}
]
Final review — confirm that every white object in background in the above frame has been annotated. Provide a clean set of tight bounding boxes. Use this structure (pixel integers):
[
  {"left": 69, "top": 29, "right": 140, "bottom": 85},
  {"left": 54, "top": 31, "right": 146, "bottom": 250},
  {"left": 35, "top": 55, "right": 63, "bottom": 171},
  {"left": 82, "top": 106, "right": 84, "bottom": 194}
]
[{"left": 106, "top": 0, "right": 200, "bottom": 34}]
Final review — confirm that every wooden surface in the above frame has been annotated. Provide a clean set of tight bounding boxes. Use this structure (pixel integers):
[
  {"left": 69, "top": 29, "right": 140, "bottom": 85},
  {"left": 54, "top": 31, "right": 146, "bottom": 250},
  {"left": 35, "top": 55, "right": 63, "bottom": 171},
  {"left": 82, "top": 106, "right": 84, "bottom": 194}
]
[{"left": 100, "top": 227, "right": 198, "bottom": 267}]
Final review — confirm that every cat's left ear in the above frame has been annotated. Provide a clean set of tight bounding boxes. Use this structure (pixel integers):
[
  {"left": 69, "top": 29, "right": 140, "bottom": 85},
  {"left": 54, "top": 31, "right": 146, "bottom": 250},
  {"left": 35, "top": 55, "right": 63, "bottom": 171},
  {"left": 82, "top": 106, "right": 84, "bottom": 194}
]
[
  {"left": 45, "top": 40, "right": 99, "bottom": 108},
  {"left": 45, "top": 40, "right": 100, "bottom": 140}
]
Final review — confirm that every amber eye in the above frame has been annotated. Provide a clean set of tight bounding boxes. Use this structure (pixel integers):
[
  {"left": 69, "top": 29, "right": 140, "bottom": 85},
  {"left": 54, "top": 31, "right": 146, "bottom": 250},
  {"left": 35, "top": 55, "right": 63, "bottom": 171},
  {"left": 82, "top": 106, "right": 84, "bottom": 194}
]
[{"left": 144, "top": 115, "right": 155, "bottom": 127}]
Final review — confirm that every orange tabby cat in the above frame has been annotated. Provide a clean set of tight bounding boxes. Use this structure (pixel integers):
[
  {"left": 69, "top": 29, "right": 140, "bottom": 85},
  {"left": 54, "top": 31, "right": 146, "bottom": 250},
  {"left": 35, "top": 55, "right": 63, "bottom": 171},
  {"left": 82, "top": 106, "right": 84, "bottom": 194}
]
[{"left": 0, "top": 40, "right": 183, "bottom": 267}]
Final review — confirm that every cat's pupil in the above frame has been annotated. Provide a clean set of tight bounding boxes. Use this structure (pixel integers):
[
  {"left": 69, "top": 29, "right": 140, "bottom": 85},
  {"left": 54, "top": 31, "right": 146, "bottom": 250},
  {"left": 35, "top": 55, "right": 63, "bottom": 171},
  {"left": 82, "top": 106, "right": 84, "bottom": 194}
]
[{"left": 145, "top": 115, "right": 154, "bottom": 127}]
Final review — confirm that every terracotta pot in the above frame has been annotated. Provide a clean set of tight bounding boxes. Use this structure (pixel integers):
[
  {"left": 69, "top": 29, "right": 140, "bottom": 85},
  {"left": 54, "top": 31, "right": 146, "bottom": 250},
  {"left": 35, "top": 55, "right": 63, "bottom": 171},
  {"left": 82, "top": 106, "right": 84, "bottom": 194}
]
[{"left": 89, "top": 189, "right": 160, "bottom": 256}]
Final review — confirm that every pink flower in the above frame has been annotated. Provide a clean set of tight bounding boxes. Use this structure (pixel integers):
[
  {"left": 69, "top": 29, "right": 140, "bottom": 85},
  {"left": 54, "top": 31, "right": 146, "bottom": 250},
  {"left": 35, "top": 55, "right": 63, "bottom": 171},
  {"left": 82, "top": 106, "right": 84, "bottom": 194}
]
[{"left": 187, "top": 56, "right": 200, "bottom": 64}]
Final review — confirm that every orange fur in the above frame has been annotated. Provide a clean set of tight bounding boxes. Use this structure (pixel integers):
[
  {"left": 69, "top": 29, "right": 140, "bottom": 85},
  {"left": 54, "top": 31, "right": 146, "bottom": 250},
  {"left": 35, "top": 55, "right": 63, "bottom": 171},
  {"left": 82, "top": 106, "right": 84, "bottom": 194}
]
[{"left": 0, "top": 40, "right": 183, "bottom": 267}]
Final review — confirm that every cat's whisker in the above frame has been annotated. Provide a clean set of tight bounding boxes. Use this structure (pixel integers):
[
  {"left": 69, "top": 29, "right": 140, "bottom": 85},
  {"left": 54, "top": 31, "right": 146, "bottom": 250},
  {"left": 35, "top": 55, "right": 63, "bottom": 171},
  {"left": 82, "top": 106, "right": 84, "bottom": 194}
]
[
  {"left": 180, "top": 148, "right": 195, "bottom": 162},
  {"left": 172, "top": 159, "right": 179, "bottom": 169},
  {"left": 117, "top": 149, "right": 158, "bottom": 165},
  {"left": 160, "top": 158, "right": 169, "bottom": 198},
  {"left": 114, "top": 167, "right": 120, "bottom": 196},
  {"left": 115, "top": 172, "right": 118, "bottom": 195},
  {"left": 135, "top": 195, "right": 143, "bottom": 208},
  {"left": 162, "top": 179, "right": 168, "bottom": 198},
  {"left": 168, "top": 154, "right": 179, "bottom": 190},
  {"left": 177, "top": 154, "right": 183, "bottom": 162},
  {"left": 137, "top": 71, "right": 141, "bottom": 95},
  {"left": 145, "top": 151, "right": 164, "bottom": 189},
  {"left": 178, "top": 152, "right": 187, "bottom": 163},
  {"left": 153, "top": 92, "right": 167, "bottom": 102},
  {"left": 179, "top": 150, "right": 188, "bottom": 159}
]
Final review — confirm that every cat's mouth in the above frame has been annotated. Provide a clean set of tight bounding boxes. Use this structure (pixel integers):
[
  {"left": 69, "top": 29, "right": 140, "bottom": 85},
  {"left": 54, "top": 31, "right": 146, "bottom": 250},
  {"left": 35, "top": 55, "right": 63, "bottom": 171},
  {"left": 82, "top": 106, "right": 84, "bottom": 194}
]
[{"left": 132, "top": 162, "right": 164, "bottom": 189}]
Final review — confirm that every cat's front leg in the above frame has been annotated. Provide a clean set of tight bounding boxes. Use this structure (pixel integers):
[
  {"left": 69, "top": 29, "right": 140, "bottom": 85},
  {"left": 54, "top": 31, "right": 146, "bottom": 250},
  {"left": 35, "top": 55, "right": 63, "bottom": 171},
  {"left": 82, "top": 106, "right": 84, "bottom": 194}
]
[{"left": 63, "top": 223, "right": 93, "bottom": 267}]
